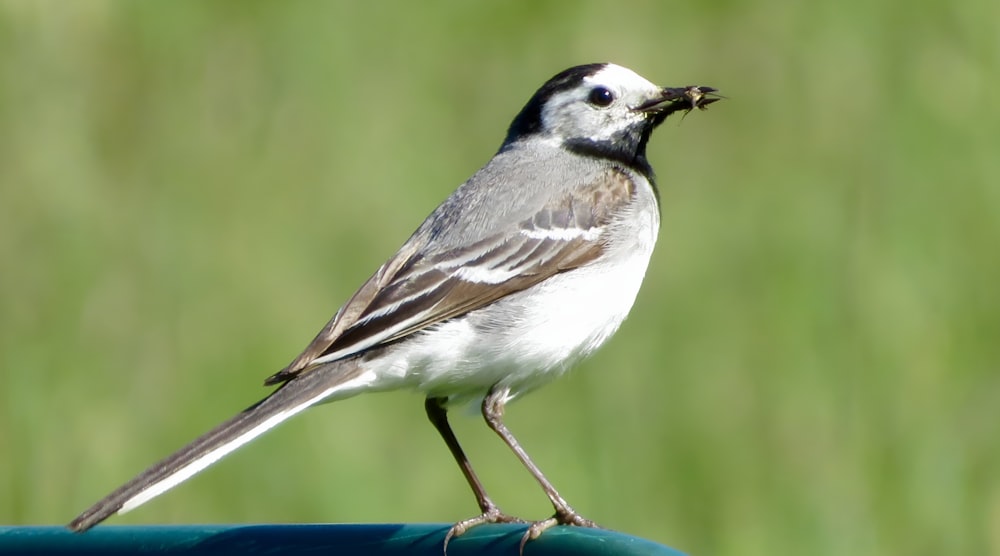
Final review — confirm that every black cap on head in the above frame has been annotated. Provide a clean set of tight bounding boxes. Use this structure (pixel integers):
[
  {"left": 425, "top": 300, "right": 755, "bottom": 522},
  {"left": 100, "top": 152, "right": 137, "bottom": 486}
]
[{"left": 503, "top": 63, "right": 608, "bottom": 143}]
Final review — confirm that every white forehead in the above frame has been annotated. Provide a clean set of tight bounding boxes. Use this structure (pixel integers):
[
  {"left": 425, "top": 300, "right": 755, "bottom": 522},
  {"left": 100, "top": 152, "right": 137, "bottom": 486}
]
[
  {"left": 583, "top": 64, "right": 659, "bottom": 95},
  {"left": 535, "top": 63, "right": 661, "bottom": 143}
]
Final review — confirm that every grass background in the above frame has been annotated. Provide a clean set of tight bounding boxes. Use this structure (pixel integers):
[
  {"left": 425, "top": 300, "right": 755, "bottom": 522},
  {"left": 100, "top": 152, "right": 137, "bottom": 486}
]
[{"left": 1, "top": 1, "right": 997, "bottom": 555}]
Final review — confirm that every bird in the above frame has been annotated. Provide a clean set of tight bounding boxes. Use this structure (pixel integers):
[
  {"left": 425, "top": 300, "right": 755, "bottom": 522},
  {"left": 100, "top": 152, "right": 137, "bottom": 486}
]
[{"left": 68, "top": 63, "right": 720, "bottom": 547}]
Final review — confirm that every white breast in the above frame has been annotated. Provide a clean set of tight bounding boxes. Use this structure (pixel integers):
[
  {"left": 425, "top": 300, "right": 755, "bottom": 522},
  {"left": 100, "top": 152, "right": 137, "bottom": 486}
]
[
  {"left": 366, "top": 188, "right": 661, "bottom": 404},
  {"left": 492, "top": 198, "right": 660, "bottom": 394}
]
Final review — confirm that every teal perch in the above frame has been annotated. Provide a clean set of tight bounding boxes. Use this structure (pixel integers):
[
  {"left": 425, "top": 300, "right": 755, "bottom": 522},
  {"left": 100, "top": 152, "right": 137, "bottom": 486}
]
[{"left": 0, "top": 524, "right": 686, "bottom": 555}]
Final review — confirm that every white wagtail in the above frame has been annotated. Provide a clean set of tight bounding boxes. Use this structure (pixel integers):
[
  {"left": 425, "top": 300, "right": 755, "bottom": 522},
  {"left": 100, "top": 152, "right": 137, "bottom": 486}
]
[{"left": 69, "top": 63, "right": 720, "bottom": 545}]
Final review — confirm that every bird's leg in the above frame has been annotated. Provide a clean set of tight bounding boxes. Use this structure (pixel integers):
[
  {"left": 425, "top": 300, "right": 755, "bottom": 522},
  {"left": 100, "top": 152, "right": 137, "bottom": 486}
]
[
  {"left": 424, "top": 397, "right": 524, "bottom": 550},
  {"left": 481, "top": 386, "right": 600, "bottom": 550}
]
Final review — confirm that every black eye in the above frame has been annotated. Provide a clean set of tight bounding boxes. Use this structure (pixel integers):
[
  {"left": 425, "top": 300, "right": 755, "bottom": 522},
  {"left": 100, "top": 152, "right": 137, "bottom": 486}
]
[{"left": 587, "top": 86, "right": 615, "bottom": 107}]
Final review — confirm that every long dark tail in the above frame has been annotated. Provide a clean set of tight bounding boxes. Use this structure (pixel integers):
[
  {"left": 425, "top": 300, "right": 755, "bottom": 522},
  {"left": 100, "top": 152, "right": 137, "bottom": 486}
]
[{"left": 69, "top": 364, "right": 365, "bottom": 532}]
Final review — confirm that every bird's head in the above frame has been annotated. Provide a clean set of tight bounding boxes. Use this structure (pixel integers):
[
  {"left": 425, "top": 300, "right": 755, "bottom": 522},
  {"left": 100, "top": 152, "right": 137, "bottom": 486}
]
[{"left": 503, "top": 63, "right": 719, "bottom": 175}]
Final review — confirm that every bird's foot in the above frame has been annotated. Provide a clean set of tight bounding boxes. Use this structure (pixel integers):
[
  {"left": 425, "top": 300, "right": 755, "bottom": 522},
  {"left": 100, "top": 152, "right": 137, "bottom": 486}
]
[
  {"left": 443, "top": 506, "right": 526, "bottom": 553},
  {"left": 518, "top": 508, "right": 600, "bottom": 553}
]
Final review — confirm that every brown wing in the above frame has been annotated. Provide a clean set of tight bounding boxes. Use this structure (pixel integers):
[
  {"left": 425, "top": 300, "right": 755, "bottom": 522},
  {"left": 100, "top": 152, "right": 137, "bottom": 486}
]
[{"left": 265, "top": 168, "right": 636, "bottom": 385}]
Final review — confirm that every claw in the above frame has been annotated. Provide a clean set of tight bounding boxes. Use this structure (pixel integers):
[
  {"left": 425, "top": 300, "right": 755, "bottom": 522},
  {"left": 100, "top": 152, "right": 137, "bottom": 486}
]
[
  {"left": 443, "top": 506, "right": 526, "bottom": 554},
  {"left": 517, "top": 508, "right": 600, "bottom": 554}
]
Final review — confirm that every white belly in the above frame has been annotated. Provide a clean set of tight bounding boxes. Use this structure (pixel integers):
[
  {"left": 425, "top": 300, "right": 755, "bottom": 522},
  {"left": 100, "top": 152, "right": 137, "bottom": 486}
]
[{"left": 368, "top": 203, "right": 660, "bottom": 404}]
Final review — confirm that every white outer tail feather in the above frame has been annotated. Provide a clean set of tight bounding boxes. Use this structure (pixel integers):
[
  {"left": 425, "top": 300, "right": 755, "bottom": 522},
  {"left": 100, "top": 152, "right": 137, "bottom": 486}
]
[
  {"left": 69, "top": 365, "right": 373, "bottom": 531},
  {"left": 118, "top": 385, "right": 335, "bottom": 515}
]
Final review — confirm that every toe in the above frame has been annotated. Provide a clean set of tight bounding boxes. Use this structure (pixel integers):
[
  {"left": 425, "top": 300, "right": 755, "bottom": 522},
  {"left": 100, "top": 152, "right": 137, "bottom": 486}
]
[
  {"left": 443, "top": 508, "right": 526, "bottom": 553},
  {"left": 516, "top": 510, "right": 601, "bottom": 553}
]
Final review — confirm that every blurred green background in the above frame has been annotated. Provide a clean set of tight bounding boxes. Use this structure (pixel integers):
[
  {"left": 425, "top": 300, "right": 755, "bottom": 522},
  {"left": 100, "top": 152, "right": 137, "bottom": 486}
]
[{"left": 1, "top": 1, "right": 997, "bottom": 555}]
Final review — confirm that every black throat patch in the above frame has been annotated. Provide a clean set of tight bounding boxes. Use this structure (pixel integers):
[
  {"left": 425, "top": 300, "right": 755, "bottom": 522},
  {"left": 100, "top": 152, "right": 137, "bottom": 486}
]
[{"left": 562, "top": 124, "right": 657, "bottom": 183}]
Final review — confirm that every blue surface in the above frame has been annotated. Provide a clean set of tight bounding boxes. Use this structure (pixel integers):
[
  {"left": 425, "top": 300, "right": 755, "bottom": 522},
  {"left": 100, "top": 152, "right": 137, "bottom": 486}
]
[{"left": 0, "top": 524, "right": 686, "bottom": 555}]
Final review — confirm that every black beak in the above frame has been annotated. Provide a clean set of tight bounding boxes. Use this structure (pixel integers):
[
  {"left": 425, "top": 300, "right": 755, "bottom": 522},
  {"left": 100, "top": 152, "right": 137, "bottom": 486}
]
[{"left": 635, "top": 86, "right": 723, "bottom": 117}]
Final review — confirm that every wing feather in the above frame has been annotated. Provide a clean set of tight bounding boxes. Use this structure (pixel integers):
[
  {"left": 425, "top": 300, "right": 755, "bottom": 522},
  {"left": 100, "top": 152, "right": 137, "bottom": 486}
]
[{"left": 265, "top": 168, "right": 637, "bottom": 385}]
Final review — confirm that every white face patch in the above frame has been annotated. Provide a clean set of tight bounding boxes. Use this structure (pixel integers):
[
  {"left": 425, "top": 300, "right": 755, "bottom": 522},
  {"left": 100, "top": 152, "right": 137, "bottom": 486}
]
[
  {"left": 538, "top": 63, "right": 663, "bottom": 143},
  {"left": 584, "top": 64, "right": 660, "bottom": 100}
]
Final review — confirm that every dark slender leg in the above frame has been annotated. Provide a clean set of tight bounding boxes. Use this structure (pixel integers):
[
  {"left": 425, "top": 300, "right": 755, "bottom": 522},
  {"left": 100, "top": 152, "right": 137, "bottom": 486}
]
[
  {"left": 481, "top": 386, "right": 599, "bottom": 549},
  {"left": 424, "top": 397, "right": 523, "bottom": 550}
]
